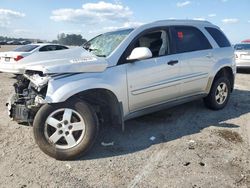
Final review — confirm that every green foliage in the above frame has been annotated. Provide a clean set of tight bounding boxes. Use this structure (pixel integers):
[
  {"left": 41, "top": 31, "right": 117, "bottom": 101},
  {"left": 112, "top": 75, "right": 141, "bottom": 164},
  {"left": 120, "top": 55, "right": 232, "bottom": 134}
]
[
  {"left": 0, "top": 34, "right": 87, "bottom": 46},
  {"left": 56, "top": 33, "right": 87, "bottom": 46}
]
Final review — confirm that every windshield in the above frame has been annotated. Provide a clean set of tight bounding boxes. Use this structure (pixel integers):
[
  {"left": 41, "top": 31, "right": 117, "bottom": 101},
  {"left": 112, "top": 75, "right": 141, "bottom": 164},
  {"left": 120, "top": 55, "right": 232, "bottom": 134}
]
[
  {"left": 83, "top": 29, "right": 133, "bottom": 57},
  {"left": 14, "top": 44, "right": 39, "bottom": 52},
  {"left": 234, "top": 44, "right": 250, "bottom": 50}
]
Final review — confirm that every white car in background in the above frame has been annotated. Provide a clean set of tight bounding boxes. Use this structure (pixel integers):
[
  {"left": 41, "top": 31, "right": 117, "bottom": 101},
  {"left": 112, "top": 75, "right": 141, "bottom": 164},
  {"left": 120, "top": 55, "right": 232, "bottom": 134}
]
[
  {"left": 0, "top": 43, "right": 69, "bottom": 73},
  {"left": 234, "top": 43, "right": 250, "bottom": 68}
]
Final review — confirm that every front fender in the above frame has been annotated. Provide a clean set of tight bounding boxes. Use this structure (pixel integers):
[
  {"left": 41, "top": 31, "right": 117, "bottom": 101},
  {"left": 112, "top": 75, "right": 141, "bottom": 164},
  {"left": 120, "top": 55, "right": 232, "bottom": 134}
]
[
  {"left": 43, "top": 66, "right": 128, "bottom": 108},
  {"left": 45, "top": 77, "right": 123, "bottom": 105}
]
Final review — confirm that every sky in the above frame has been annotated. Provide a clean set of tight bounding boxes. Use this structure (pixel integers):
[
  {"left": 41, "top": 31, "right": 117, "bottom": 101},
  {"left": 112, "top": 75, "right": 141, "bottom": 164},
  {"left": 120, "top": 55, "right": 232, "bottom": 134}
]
[{"left": 0, "top": 0, "right": 250, "bottom": 43}]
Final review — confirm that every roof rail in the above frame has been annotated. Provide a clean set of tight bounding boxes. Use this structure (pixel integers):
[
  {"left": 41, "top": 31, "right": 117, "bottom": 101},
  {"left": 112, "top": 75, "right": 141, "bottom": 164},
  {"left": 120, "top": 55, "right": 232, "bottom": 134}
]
[{"left": 151, "top": 19, "right": 212, "bottom": 25}]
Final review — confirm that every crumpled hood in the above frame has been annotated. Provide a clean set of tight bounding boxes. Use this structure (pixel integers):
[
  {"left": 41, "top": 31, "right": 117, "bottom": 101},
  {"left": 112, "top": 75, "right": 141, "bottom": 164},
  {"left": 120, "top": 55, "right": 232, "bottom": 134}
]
[{"left": 0, "top": 47, "right": 108, "bottom": 74}]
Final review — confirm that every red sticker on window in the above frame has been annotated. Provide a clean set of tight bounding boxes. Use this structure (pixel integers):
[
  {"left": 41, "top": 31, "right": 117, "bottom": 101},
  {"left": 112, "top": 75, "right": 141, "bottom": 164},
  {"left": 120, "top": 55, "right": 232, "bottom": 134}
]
[{"left": 178, "top": 32, "right": 184, "bottom": 39}]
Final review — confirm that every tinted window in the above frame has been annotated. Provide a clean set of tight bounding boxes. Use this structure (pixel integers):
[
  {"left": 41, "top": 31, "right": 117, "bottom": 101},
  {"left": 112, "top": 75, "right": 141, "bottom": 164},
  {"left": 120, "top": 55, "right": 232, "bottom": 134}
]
[
  {"left": 39, "top": 45, "right": 68, "bottom": 52},
  {"left": 234, "top": 44, "right": 250, "bottom": 50},
  {"left": 56, "top": 45, "right": 68, "bottom": 50},
  {"left": 39, "top": 45, "right": 54, "bottom": 52},
  {"left": 205, "top": 27, "right": 231, "bottom": 47},
  {"left": 174, "top": 26, "right": 212, "bottom": 53},
  {"left": 132, "top": 30, "right": 171, "bottom": 58},
  {"left": 14, "top": 45, "right": 39, "bottom": 52}
]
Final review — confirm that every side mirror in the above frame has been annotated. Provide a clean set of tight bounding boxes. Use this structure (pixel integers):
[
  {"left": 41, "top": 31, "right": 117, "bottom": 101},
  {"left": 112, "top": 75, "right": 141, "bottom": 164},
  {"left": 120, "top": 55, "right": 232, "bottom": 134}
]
[{"left": 127, "top": 47, "right": 152, "bottom": 61}]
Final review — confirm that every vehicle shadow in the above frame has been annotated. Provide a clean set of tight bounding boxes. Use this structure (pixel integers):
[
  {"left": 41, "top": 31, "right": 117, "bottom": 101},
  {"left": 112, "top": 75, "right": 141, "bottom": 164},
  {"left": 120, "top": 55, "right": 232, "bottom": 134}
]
[{"left": 81, "top": 89, "right": 250, "bottom": 161}]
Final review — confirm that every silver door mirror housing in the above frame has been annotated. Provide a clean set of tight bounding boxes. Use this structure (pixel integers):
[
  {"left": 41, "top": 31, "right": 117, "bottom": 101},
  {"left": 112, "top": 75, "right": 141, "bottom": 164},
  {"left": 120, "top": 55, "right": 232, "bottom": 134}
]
[{"left": 127, "top": 47, "right": 153, "bottom": 61}]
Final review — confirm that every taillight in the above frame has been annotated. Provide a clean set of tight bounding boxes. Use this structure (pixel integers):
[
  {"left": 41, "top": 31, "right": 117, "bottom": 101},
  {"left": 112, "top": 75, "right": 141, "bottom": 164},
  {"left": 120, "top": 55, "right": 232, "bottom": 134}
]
[{"left": 14, "top": 55, "right": 24, "bottom": 61}]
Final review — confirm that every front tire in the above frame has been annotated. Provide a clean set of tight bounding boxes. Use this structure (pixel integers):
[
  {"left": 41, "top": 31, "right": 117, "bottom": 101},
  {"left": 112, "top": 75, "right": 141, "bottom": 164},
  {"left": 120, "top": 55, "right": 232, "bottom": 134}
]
[
  {"left": 33, "top": 99, "right": 98, "bottom": 160},
  {"left": 204, "top": 77, "right": 231, "bottom": 110}
]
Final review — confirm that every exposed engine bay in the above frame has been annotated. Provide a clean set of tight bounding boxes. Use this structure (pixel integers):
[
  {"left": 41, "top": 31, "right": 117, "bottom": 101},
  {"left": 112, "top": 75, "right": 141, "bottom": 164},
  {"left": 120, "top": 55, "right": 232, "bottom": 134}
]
[{"left": 7, "top": 72, "right": 49, "bottom": 125}]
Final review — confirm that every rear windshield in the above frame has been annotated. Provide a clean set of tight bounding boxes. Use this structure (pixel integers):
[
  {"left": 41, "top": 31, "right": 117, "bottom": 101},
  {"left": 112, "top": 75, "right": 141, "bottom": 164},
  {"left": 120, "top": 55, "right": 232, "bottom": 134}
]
[
  {"left": 14, "top": 45, "right": 39, "bottom": 52},
  {"left": 234, "top": 44, "right": 250, "bottom": 50}
]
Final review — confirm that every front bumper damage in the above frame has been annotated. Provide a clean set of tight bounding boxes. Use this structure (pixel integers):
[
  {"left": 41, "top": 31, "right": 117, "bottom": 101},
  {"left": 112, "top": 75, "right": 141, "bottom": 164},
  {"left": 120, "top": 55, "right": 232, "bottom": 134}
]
[
  {"left": 7, "top": 73, "right": 49, "bottom": 125},
  {"left": 7, "top": 98, "right": 30, "bottom": 124}
]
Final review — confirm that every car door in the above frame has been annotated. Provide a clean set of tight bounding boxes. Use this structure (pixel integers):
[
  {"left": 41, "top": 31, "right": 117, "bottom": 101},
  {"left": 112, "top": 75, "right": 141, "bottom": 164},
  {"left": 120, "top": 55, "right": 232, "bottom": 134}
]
[
  {"left": 125, "top": 28, "right": 182, "bottom": 112},
  {"left": 171, "top": 26, "right": 214, "bottom": 96}
]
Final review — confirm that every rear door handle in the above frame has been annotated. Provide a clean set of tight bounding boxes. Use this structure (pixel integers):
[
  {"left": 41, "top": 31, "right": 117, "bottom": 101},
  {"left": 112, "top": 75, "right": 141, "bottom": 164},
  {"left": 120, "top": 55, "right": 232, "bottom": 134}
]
[{"left": 167, "top": 60, "right": 179, "bottom": 66}]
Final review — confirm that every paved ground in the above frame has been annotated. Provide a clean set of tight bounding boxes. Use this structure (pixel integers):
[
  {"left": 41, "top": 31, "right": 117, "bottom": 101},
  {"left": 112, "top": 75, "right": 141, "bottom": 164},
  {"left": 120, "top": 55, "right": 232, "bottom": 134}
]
[{"left": 0, "top": 48, "right": 249, "bottom": 187}]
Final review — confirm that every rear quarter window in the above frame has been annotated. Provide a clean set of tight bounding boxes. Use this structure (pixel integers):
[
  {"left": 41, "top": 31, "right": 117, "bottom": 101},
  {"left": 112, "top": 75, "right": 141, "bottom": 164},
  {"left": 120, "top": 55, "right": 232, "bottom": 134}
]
[
  {"left": 205, "top": 27, "right": 231, "bottom": 48},
  {"left": 174, "top": 26, "right": 212, "bottom": 53},
  {"left": 56, "top": 45, "right": 68, "bottom": 50},
  {"left": 40, "top": 45, "right": 58, "bottom": 52},
  {"left": 39, "top": 45, "right": 68, "bottom": 52}
]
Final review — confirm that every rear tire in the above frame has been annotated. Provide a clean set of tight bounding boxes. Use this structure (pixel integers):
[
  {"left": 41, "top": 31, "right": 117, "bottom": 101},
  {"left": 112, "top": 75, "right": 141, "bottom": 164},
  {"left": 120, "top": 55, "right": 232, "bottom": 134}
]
[
  {"left": 33, "top": 98, "right": 98, "bottom": 160},
  {"left": 203, "top": 77, "right": 231, "bottom": 110}
]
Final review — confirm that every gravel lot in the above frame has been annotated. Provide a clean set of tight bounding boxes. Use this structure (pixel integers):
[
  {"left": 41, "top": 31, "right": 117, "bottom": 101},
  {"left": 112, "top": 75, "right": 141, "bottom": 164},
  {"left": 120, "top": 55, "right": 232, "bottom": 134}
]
[{"left": 0, "top": 46, "right": 249, "bottom": 187}]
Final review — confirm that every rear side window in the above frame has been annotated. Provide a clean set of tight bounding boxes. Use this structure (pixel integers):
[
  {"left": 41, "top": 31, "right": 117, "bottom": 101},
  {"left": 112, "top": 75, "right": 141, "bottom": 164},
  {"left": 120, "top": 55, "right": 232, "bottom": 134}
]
[
  {"left": 39, "top": 45, "right": 55, "bottom": 52},
  {"left": 39, "top": 45, "right": 68, "bottom": 52},
  {"left": 56, "top": 45, "right": 68, "bottom": 50},
  {"left": 14, "top": 45, "right": 39, "bottom": 52},
  {"left": 174, "top": 26, "right": 212, "bottom": 53},
  {"left": 205, "top": 27, "right": 231, "bottom": 47}
]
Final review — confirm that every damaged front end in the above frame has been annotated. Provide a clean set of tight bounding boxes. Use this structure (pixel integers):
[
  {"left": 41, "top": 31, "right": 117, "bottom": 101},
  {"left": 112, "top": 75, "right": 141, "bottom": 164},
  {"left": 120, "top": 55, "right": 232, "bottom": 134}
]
[
  {"left": 5, "top": 50, "right": 109, "bottom": 125},
  {"left": 7, "top": 72, "right": 50, "bottom": 125}
]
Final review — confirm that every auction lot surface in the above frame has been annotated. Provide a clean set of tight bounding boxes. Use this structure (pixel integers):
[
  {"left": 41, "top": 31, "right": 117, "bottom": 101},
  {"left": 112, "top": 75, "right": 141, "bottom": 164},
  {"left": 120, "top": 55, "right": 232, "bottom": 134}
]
[{"left": 0, "top": 47, "right": 249, "bottom": 188}]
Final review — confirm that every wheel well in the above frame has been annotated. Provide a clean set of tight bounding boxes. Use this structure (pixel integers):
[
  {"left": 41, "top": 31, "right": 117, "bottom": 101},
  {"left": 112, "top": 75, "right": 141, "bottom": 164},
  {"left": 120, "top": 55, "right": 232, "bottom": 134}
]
[
  {"left": 214, "top": 67, "right": 234, "bottom": 92},
  {"left": 72, "top": 89, "right": 123, "bottom": 129}
]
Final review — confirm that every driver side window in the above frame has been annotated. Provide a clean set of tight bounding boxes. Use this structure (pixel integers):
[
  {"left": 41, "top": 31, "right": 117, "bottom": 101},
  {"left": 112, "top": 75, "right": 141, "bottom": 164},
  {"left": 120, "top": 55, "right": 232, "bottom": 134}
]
[{"left": 134, "top": 30, "right": 170, "bottom": 58}]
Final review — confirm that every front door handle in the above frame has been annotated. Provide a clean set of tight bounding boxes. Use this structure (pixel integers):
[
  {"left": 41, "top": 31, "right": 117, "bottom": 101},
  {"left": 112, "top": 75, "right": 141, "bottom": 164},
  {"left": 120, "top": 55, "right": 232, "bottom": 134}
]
[{"left": 167, "top": 60, "right": 179, "bottom": 66}]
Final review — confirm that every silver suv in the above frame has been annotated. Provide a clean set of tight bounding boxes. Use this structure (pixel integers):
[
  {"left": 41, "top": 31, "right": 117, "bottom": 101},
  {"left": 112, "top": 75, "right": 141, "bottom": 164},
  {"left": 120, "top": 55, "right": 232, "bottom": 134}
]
[{"left": 7, "top": 20, "right": 236, "bottom": 160}]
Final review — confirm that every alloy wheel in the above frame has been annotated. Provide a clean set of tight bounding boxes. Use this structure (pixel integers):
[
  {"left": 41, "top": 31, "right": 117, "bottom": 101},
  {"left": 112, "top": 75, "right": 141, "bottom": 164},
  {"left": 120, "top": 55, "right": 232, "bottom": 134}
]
[
  {"left": 44, "top": 108, "right": 86, "bottom": 149},
  {"left": 215, "top": 82, "right": 228, "bottom": 105}
]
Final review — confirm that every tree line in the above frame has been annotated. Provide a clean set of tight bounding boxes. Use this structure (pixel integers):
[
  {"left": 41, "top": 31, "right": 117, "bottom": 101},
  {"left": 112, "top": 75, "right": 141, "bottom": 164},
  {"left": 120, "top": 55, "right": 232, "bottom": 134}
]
[
  {"left": 52, "top": 33, "right": 87, "bottom": 46},
  {"left": 0, "top": 33, "right": 88, "bottom": 46}
]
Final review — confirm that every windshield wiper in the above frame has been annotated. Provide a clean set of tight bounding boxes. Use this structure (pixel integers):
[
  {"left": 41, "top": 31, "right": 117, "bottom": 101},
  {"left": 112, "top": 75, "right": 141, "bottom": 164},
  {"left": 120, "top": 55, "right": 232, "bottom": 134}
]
[
  {"left": 88, "top": 48, "right": 106, "bottom": 57},
  {"left": 88, "top": 48, "right": 99, "bottom": 52},
  {"left": 83, "top": 46, "right": 106, "bottom": 57},
  {"left": 82, "top": 41, "right": 91, "bottom": 50}
]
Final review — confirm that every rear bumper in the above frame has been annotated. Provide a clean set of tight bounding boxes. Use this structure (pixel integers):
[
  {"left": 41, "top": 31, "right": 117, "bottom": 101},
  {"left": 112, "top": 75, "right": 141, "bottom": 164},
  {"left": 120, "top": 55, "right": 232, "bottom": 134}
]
[
  {"left": 0, "top": 63, "right": 24, "bottom": 74},
  {"left": 236, "top": 59, "right": 250, "bottom": 68}
]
